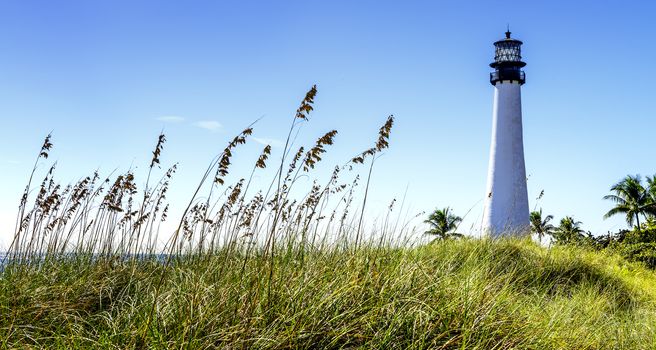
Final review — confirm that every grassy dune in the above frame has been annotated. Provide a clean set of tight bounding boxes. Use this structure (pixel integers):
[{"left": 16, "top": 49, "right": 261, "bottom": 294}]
[
  {"left": 2, "top": 238, "right": 656, "bottom": 349},
  {"left": 4, "top": 88, "right": 656, "bottom": 348}
]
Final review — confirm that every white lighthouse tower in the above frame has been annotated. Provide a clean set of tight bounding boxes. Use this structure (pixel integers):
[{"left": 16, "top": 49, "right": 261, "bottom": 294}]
[{"left": 482, "top": 30, "right": 530, "bottom": 237}]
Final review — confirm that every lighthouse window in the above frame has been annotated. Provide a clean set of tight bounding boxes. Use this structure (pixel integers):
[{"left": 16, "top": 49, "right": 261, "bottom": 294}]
[{"left": 495, "top": 42, "right": 521, "bottom": 62}]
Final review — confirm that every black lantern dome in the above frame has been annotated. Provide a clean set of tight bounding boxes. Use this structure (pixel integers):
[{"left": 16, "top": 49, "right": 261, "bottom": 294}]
[{"left": 490, "top": 30, "right": 526, "bottom": 85}]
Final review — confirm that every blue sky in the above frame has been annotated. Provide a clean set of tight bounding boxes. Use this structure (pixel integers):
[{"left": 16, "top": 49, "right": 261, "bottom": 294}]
[{"left": 1, "top": 0, "right": 655, "bottom": 244}]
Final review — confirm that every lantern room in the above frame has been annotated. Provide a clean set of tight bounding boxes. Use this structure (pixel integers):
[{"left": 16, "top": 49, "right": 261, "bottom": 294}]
[{"left": 490, "top": 30, "right": 526, "bottom": 85}]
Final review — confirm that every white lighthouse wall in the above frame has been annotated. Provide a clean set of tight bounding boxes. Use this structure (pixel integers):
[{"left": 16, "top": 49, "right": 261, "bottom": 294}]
[{"left": 482, "top": 81, "right": 530, "bottom": 237}]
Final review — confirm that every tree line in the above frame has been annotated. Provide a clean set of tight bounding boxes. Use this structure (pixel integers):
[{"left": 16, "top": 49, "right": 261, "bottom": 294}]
[
  {"left": 529, "top": 174, "right": 656, "bottom": 245},
  {"left": 425, "top": 174, "right": 656, "bottom": 267}
]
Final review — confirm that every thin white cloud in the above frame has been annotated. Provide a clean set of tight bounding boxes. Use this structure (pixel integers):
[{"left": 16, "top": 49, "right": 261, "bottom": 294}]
[
  {"left": 193, "top": 120, "right": 222, "bottom": 132},
  {"left": 253, "top": 137, "right": 284, "bottom": 148},
  {"left": 156, "top": 116, "right": 186, "bottom": 123}
]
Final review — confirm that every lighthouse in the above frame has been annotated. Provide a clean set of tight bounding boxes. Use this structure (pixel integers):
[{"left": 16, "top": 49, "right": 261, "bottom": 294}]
[{"left": 482, "top": 30, "right": 530, "bottom": 237}]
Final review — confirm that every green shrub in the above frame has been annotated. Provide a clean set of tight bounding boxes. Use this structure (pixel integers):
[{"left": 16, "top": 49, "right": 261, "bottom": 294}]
[{"left": 618, "top": 242, "right": 656, "bottom": 269}]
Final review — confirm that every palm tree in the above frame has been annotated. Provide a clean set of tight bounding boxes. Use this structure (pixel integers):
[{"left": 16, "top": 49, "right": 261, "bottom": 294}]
[
  {"left": 603, "top": 175, "right": 650, "bottom": 233},
  {"left": 530, "top": 209, "right": 555, "bottom": 244},
  {"left": 425, "top": 207, "right": 463, "bottom": 241},
  {"left": 553, "top": 216, "right": 584, "bottom": 244},
  {"left": 645, "top": 175, "right": 656, "bottom": 218},
  {"left": 646, "top": 216, "right": 656, "bottom": 230}
]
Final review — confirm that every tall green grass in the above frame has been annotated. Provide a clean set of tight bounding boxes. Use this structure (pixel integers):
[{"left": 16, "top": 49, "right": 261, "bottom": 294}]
[
  {"left": 3, "top": 239, "right": 656, "bottom": 348},
  {"left": 3, "top": 86, "right": 656, "bottom": 348}
]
